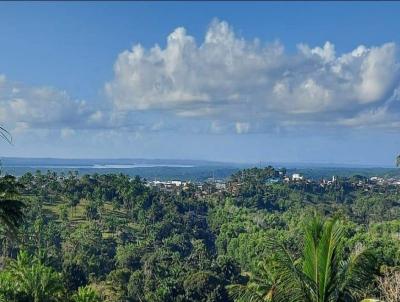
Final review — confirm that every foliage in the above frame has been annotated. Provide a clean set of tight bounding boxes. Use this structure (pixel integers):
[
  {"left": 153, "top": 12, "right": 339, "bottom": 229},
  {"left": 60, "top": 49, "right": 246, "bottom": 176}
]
[
  {"left": 0, "top": 167, "right": 398, "bottom": 301},
  {"left": 0, "top": 175, "right": 25, "bottom": 236},
  {"left": 0, "top": 250, "right": 63, "bottom": 302},
  {"left": 71, "top": 286, "right": 100, "bottom": 302},
  {"left": 267, "top": 215, "right": 377, "bottom": 302},
  {"left": 377, "top": 268, "right": 400, "bottom": 302}
]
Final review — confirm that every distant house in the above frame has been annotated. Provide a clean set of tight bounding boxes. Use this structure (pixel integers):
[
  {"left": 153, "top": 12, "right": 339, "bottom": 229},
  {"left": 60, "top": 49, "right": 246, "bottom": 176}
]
[
  {"left": 266, "top": 178, "right": 280, "bottom": 184},
  {"left": 215, "top": 182, "right": 226, "bottom": 190},
  {"left": 170, "top": 180, "right": 182, "bottom": 186},
  {"left": 292, "top": 173, "right": 304, "bottom": 181}
]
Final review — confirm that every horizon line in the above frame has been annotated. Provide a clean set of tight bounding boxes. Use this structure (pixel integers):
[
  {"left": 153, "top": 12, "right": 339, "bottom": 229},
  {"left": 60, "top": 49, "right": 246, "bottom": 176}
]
[{"left": 0, "top": 156, "right": 396, "bottom": 169}]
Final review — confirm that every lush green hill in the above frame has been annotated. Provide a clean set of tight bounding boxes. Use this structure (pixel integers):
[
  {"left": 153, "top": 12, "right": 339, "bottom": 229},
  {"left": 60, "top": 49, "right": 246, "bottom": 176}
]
[{"left": 0, "top": 168, "right": 399, "bottom": 301}]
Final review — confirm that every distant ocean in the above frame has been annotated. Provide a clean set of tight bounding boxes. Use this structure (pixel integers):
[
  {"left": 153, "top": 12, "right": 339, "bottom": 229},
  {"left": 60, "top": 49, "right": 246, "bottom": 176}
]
[
  {"left": 5, "top": 164, "right": 195, "bottom": 169},
  {"left": 0, "top": 157, "right": 398, "bottom": 181},
  {"left": 0, "top": 157, "right": 243, "bottom": 181}
]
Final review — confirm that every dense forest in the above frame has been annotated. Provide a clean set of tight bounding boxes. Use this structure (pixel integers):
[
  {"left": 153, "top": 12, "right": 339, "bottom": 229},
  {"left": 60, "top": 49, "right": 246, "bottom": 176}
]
[{"left": 0, "top": 167, "right": 399, "bottom": 302}]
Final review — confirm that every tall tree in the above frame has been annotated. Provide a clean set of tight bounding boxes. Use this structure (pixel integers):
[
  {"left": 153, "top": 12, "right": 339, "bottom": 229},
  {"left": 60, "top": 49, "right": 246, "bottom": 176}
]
[
  {"left": 270, "top": 215, "right": 377, "bottom": 302},
  {"left": 6, "top": 251, "right": 63, "bottom": 302},
  {"left": 229, "top": 215, "right": 378, "bottom": 302},
  {"left": 0, "top": 127, "right": 24, "bottom": 236},
  {"left": 0, "top": 174, "right": 25, "bottom": 236},
  {"left": 72, "top": 286, "right": 100, "bottom": 302}
]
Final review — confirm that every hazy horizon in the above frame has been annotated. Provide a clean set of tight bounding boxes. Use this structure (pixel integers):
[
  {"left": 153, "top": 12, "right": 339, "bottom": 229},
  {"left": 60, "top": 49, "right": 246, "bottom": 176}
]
[{"left": 0, "top": 156, "right": 397, "bottom": 169}]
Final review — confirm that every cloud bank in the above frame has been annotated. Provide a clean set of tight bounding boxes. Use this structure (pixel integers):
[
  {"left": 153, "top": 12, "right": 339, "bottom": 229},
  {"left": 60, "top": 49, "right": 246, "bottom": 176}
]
[
  {"left": 0, "top": 74, "right": 109, "bottom": 139},
  {"left": 1, "top": 19, "right": 400, "bottom": 138},
  {"left": 106, "top": 19, "right": 400, "bottom": 133}
]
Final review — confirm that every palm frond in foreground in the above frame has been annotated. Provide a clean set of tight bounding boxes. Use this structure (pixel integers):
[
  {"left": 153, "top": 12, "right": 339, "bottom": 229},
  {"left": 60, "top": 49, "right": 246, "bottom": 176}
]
[{"left": 229, "top": 215, "right": 378, "bottom": 302}]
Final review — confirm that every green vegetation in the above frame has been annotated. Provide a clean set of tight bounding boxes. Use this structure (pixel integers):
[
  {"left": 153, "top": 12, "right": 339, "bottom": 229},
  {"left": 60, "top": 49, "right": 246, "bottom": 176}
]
[
  {"left": 0, "top": 167, "right": 399, "bottom": 301},
  {"left": 229, "top": 215, "right": 377, "bottom": 302},
  {"left": 0, "top": 175, "right": 25, "bottom": 236}
]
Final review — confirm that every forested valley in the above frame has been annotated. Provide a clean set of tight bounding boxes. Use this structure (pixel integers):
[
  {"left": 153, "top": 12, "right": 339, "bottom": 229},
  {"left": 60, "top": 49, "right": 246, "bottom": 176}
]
[{"left": 0, "top": 167, "right": 399, "bottom": 302}]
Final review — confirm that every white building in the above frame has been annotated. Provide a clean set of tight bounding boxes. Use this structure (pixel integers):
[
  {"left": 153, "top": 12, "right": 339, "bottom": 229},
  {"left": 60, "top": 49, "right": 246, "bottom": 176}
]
[
  {"left": 215, "top": 182, "right": 226, "bottom": 190},
  {"left": 170, "top": 180, "right": 182, "bottom": 186},
  {"left": 292, "top": 173, "right": 304, "bottom": 181}
]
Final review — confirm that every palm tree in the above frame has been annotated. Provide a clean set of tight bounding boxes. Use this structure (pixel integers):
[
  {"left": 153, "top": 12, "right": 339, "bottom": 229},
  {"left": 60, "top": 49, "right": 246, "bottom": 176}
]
[
  {"left": 8, "top": 250, "right": 63, "bottom": 302},
  {"left": 0, "top": 127, "right": 24, "bottom": 236},
  {"left": 271, "top": 215, "right": 377, "bottom": 302},
  {"left": 227, "top": 262, "right": 277, "bottom": 302},
  {"left": 72, "top": 286, "right": 100, "bottom": 302},
  {"left": 0, "top": 175, "right": 25, "bottom": 236},
  {"left": 0, "top": 270, "right": 15, "bottom": 302},
  {"left": 0, "top": 126, "right": 11, "bottom": 144},
  {"left": 229, "top": 215, "right": 378, "bottom": 302}
]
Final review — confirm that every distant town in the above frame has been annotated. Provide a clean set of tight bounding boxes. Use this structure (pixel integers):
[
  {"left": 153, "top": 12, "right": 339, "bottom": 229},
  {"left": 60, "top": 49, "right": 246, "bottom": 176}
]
[{"left": 145, "top": 170, "right": 400, "bottom": 197}]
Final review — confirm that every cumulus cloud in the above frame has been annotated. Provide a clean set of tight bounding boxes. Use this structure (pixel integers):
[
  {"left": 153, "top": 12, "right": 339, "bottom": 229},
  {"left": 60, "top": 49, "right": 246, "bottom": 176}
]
[
  {"left": 60, "top": 127, "right": 76, "bottom": 138},
  {"left": 0, "top": 75, "right": 106, "bottom": 136},
  {"left": 105, "top": 19, "right": 400, "bottom": 132},
  {"left": 235, "top": 122, "right": 250, "bottom": 134},
  {"left": 337, "top": 89, "right": 400, "bottom": 129},
  {"left": 0, "top": 75, "right": 180, "bottom": 138},
  {"left": 2, "top": 19, "right": 400, "bottom": 139}
]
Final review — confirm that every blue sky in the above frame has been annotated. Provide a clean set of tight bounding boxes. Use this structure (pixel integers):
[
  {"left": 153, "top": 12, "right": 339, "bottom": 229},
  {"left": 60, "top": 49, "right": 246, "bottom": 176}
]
[{"left": 1, "top": 2, "right": 400, "bottom": 166}]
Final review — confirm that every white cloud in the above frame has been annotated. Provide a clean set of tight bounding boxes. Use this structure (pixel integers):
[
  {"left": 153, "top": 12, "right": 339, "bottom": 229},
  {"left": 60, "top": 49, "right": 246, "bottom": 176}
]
[
  {"left": 235, "top": 122, "right": 250, "bottom": 134},
  {"left": 210, "top": 121, "right": 227, "bottom": 134},
  {"left": 13, "top": 122, "right": 29, "bottom": 134},
  {"left": 105, "top": 19, "right": 400, "bottom": 133},
  {"left": 337, "top": 88, "right": 400, "bottom": 129},
  {"left": 357, "top": 44, "right": 399, "bottom": 103},
  {"left": 60, "top": 127, "right": 75, "bottom": 138},
  {"left": 2, "top": 19, "right": 400, "bottom": 138},
  {"left": 338, "top": 106, "right": 389, "bottom": 128},
  {"left": 0, "top": 75, "right": 105, "bottom": 136},
  {"left": 88, "top": 110, "right": 103, "bottom": 124},
  {"left": 298, "top": 41, "right": 336, "bottom": 63}
]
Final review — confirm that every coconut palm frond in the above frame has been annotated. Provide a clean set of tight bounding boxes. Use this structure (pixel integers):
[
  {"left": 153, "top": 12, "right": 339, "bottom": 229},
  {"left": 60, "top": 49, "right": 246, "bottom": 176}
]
[
  {"left": 0, "top": 126, "right": 12, "bottom": 144},
  {"left": 229, "top": 215, "right": 378, "bottom": 302},
  {"left": 0, "top": 174, "right": 25, "bottom": 238},
  {"left": 268, "top": 215, "right": 378, "bottom": 302},
  {"left": 227, "top": 283, "right": 270, "bottom": 302},
  {"left": 265, "top": 238, "right": 308, "bottom": 302},
  {"left": 314, "top": 218, "right": 343, "bottom": 301},
  {"left": 339, "top": 245, "right": 377, "bottom": 300},
  {"left": 227, "top": 264, "right": 276, "bottom": 302},
  {"left": 0, "top": 198, "right": 25, "bottom": 236}
]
